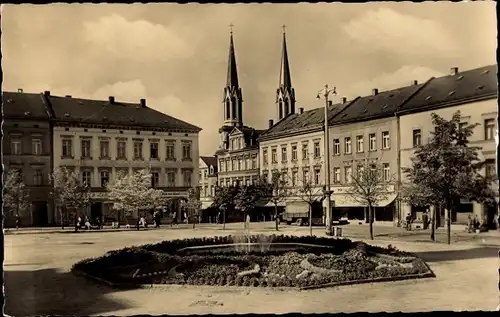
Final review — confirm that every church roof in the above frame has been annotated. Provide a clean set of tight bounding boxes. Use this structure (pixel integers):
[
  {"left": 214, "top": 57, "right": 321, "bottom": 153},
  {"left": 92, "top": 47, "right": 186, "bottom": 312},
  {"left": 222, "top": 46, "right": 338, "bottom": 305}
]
[
  {"left": 226, "top": 32, "right": 239, "bottom": 89},
  {"left": 279, "top": 32, "right": 292, "bottom": 89}
]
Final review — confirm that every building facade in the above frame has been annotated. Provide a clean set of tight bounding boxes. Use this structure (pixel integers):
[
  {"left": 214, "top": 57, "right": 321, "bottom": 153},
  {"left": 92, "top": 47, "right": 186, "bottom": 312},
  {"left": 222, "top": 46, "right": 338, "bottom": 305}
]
[
  {"left": 398, "top": 65, "right": 498, "bottom": 226},
  {"left": 2, "top": 91, "right": 54, "bottom": 226},
  {"left": 45, "top": 91, "right": 201, "bottom": 224},
  {"left": 199, "top": 156, "right": 218, "bottom": 215}
]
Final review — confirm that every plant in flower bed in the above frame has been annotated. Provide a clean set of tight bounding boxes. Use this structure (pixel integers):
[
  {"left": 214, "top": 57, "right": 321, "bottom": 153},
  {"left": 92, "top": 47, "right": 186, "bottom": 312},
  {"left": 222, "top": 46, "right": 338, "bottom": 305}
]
[{"left": 72, "top": 234, "right": 434, "bottom": 289}]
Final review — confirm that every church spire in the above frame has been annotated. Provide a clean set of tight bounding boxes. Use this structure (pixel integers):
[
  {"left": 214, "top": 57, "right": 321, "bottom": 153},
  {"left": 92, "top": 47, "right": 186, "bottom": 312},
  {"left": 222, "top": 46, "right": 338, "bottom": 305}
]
[
  {"left": 222, "top": 24, "right": 243, "bottom": 128},
  {"left": 276, "top": 25, "right": 296, "bottom": 121}
]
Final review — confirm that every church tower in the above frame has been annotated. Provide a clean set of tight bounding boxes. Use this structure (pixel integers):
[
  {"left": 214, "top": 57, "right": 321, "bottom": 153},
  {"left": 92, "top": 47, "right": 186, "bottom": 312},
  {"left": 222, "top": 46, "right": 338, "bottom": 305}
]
[
  {"left": 222, "top": 27, "right": 243, "bottom": 127},
  {"left": 276, "top": 26, "right": 296, "bottom": 121}
]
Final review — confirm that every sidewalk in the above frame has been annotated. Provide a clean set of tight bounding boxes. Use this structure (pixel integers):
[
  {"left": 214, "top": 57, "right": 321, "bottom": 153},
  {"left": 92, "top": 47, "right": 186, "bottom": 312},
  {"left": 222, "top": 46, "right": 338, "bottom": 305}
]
[{"left": 3, "top": 224, "right": 205, "bottom": 235}]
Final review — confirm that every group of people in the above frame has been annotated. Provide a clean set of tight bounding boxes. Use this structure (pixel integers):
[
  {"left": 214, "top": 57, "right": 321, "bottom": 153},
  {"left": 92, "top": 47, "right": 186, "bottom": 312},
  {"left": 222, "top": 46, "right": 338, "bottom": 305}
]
[{"left": 76, "top": 216, "right": 102, "bottom": 230}]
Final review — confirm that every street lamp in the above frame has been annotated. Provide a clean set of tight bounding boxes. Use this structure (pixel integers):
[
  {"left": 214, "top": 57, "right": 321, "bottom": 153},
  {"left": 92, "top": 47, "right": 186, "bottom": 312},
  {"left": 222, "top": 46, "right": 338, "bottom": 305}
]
[{"left": 316, "top": 84, "right": 337, "bottom": 236}]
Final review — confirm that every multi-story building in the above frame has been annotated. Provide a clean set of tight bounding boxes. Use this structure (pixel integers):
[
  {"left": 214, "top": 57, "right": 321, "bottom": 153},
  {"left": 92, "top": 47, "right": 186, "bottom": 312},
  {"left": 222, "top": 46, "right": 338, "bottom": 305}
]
[
  {"left": 45, "top": 91, "right": 201, "bottom": 223},
  {"left": 215, "top": 30, "right": 264, "bottom": 188},
  {"left": 329, "top": 81, "right": 428, "bottom": 223},
  {"left": 2, "top": 90, "right": 54, "bottom": 226},
  {"left": 397, "top": 65, "right": 498, "bottom": 226},
  {"left": 199, "top": 155, "right": 218, "bottom": 217}
]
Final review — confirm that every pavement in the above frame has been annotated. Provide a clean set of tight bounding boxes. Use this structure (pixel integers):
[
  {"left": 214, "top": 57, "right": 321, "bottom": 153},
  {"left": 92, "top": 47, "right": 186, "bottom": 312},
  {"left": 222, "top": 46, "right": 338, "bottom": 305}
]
[{"left": 4, "top": 222, "right": 500, "bottom": 315}]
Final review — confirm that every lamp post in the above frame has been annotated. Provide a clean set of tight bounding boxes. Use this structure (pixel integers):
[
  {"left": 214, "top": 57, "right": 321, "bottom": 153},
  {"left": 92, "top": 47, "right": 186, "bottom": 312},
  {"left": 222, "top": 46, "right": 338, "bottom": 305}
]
[{"left": 316, "top": 84, "right": 337, "bottom": 236}]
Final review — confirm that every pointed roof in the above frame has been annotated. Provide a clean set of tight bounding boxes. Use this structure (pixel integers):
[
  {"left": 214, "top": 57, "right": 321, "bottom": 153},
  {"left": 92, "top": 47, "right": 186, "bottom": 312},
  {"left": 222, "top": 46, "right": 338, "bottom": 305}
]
[
  {"left": 279, "top": 30, "right": 292, "bottom": 88},
  {"left": 226, "top": 31, "right": 239, "bottom": 88}
]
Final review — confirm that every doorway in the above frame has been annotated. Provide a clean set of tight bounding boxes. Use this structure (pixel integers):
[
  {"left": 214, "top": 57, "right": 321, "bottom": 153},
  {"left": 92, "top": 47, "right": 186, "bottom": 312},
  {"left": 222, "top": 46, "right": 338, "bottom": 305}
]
[
  {"left": 32, "top": 202, "right": 49, "bottom": 227},
  {"left": 90, "top": 202, "right": 103, "bottom": 223}
]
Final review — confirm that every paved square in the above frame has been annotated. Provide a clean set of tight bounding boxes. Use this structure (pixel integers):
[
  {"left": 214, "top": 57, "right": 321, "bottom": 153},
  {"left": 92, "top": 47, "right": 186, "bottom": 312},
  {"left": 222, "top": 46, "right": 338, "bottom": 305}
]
[{"left": 4, "top": 223, "right": 499, "bottom": 315}]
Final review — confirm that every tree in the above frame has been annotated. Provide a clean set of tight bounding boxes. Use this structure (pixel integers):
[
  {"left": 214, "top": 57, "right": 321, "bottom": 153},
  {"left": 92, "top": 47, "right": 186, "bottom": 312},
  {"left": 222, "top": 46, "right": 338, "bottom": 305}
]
[
  {"left": 212, "top": 185, "right": 238, "bottom": 230},
  {"left": 345, "top": 162, "right": 393, "bottom": 240},
  {"left": 51, "top": 167, "right": 91, "bottom": 232},
  {"left": 235, "top": 184, "right": 260, "bottom": 225},
  {"left": 107, "top": 169, "right": 166, "bottom": 230},
  {"left": 402, "top": 111, "right": 496, "bottom": 244},
  {"left": 296, "top": 177, "right": 324, "bottom": 236},
  {"left": 3, "top": 169, "right": 30, "bottom": 225},
  {"left": 180, "top": 187, "right": 202, "bottom": 229},
  {"left": 400, "top": 183, "right": 438, "bottom": 240},
  {"left": 265, "top": 170, "right": 290, "bottom": 231}
]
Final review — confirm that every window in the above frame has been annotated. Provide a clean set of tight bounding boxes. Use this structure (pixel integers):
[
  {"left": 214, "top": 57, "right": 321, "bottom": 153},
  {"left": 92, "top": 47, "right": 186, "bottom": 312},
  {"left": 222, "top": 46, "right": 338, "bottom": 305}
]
[
  {"left": 303, "top": 169, "right": 310, "bottom": 182},
  {"left": 219, "top": 159, "right": 225, "bottom": 172},
  {"left": 369, "top": 133, "right": 376, "bottom": 151},
  {"left": 383, "top": 163, "right": 390, "bottom": 181},
  {"left": 357, "top": 164, "right": 365, "bottom": 177},
  {"left": 82, "top": 170, "right": 91, "bottom": 187},
  {"left": 281, "top": 169, "right": 288, "bottom": 181},
  {"left": 382, "top": 131, "right": 390, "bottom": 149},
  {"left": 291, "top": 170, "right": 298, "bottom": 186},
  {"left": 263, "top": 171, "right": 269, "bottom": 182},
  {"left": 252, "top": 156, "right": 257, "bottom": 169},
  {"left": 314, "top": 169, "right": 321, "bottom": 185},
  {"left": 183, "top": 169, "right": 192, "bottom": 187},
  {"left": 271, "top": 148, "right": 277, "bottom": 163},
  {"left": 226, "top": 159, "right": 231, "bottom": 171},
  {"left": 333, "top": 139, "right": 340, "bottom": 155},
  {"left": 263, "top": 149, "right": 268, "bottom": 165},
  {"left": 356, "top": 135, "right": 364, "bottom": 153},
  {"left": 100, "top": 140, "right": 110, "bottom": 159},
  {"left": 167, "top": 170, "right": 176, "bottom": 187},
  {"left": 151, "top": 171, "right": 160, "bottom": 187},
  {"left": 238, "top": 158, "right": 243, "bottom": 171},
  {"left": 33, "top": 170, "right": 43, "bottom": 186},
  {"left": 314, "top": 142, "right": 321, "bottom": 158},
  {"left": 81, "top": 139, "right": 91, "bottom": 158},
  {"left": 211, "top": 185, "right": 215, "bottom": 196},
  {"left": 32, "top": 139, "right": 42, "bottom": 155},
  {"left": 133, "top": 141, "right": 143, "bottom": 160},
  {"left": 281, "top": 146, "right": 288, "bottom": 163},
  {"left": 166, "top": 141, "right": 176, "bottom": 161},
  {"left": 11, "top": 139, "right": 22, "bottom": 155},
  {"left": 333, "top": 167, "right": 340, "bottom": 183},
  {"left": 302, "top": 143, "right": 309, "bottom": 159},
  {"left": 345, "top": 166, "right": 352, "bottom": 183},
  {"left": 412, "top": 129, "right": 422, "bottom": 147},
  {"left": 226, "top": 180, "right": 230, "bottom": 187},
  {"left": 100, "top": 170, "right": 109, "bottom": 187},
  {"left": 203, "top": 170, "right": 208, "bottom": 178},
  {"left": 203, "top": 186, "right": 208, "bottom": 197},
  {"left": 344, "top": 137, "right": 352, "bottom": 154},
  {"left": 232, "top": 159, "right": 237, "bottom": 171},
  {"left": 246, "top": 157, "right": 251, "bottom": 170},
  {"left": 117, "top": 140, "right": 127, "bottom": 159},
  {"left": 485, "top": 159, "right": 496, "bottom": 180},
  {"left": 484, "top": 119, "right": 495, "bottom": 140},
  {"left": 182, "top": 142, "right": 192, "bottom": 160},
  {"left": 291, "top": 144, "right": 298, "bottom": 161},
  {"left": 62, "top": 139, "right": 72, "bottom": 157},
  {"left": 150, "top": 142, "right": 159, "bottom": 160}
]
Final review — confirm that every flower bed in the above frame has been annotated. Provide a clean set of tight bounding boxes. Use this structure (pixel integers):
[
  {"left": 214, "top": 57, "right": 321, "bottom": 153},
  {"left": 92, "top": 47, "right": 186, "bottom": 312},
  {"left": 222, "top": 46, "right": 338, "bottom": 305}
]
[{"left": 72, "top": 235, "right": 434, "bottom": 289}]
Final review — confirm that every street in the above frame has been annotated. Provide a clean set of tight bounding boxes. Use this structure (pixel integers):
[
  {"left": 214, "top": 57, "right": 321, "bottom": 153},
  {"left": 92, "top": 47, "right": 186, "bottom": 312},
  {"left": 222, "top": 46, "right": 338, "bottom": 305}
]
[{"left": 4, "top": 222, "right": 499, "bottom": 315}]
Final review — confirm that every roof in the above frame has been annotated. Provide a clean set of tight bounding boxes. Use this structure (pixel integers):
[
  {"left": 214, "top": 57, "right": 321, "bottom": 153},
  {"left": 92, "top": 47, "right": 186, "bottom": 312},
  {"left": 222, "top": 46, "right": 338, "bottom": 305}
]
[
  {"left": 45, "top": 94, "right": 202, "bottom": 132},
  {"left": 330, "top": 83, "right": 425, "bottom": 125},
  {"left": 2, "top": 91, "right": 51, "bottom": 120},
  {"left": 398, "top": 64, "right": 498, "bottom": 114},
  {"left": 259, "top": 101, "right": 352, "bottom": 140},
  {"left": 200, "top": 156, "right": 217, "bottom": 168}
]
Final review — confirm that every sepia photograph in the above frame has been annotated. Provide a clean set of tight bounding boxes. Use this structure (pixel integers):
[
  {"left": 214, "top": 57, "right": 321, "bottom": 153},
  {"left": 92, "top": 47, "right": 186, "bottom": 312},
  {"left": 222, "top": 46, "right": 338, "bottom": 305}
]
[{"left": 1, "top": 2, "right": 499, "bottom": 316}]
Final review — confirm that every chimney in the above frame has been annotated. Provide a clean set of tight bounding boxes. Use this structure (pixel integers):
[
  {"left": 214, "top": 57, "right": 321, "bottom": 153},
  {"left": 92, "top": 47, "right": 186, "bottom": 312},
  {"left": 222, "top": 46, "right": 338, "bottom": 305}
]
[
  {"left": 268, "top": 119, "right": 274, "bottom": 128},
  {"left": 299, "top": 107, "right": 304, "bottom": 114},
  {"left": 341, "top": 97, "right": 347, "bottom": 104},
  {"left": 44, "top": 90, "right": 51, "bottom": 96},
  {"left": 17, "top": 88, "right": 23, "bottom": 93},
  {"left": 372, "top": 88, "right": 378, "bottom": 96},
  {"left": 328, "top": 100, "right": 333, "bottom": 107},
  {"left": 65, "top": 95, "right": 72, "bottom": 98},
  {"left": 450, "top": 67, "right": 459, "bottom": 76},
  {"left": 108, "top": 96, "right": 115, "bottom": 103},
  {"left": 140, "top": 98, "right": 146, "bottom": 107},
  {"left": 412, "top": 80, "right": 418, "bottom": 86}
]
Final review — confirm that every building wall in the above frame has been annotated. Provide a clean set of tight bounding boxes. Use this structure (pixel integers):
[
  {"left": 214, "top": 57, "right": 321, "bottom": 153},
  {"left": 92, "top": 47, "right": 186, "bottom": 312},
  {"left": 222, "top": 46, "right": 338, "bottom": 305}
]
[
  {"left": 199, "top": 161, "right": 218, "bottom": 208},
  {"left": 52, "top": 125, "right": 199, "bottom": 221},
  {"left": 3, "top": 118, "right": 54, "bottom": 226},
  {"left": 399, "top": 98, "right": 498, "bottom": 223},
  {"left": 217, "top": 148, "right": 259, "bottom": 186}
]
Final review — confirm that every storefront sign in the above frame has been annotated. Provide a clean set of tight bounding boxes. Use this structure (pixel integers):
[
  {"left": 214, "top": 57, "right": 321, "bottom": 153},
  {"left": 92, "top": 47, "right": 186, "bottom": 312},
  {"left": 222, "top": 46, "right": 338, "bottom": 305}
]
[{"left": 90, "top": 192, "right": 108, "bottom": 199}]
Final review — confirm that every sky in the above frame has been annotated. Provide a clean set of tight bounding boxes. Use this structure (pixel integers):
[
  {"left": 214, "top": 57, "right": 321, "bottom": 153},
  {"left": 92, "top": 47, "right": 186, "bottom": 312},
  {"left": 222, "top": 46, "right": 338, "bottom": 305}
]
[{"left": 2, "top": 3, "right": 497, "bottom": 156}]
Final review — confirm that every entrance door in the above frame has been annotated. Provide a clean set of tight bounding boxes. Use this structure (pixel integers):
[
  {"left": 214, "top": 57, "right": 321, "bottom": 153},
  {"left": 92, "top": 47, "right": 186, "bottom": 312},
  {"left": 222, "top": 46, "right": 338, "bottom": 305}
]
[
  {"left": 90, "top": 202, "right": 102, "bottom": 223},
  {"left": 32, "top": 202, "right": 49, "bottom": 227}
]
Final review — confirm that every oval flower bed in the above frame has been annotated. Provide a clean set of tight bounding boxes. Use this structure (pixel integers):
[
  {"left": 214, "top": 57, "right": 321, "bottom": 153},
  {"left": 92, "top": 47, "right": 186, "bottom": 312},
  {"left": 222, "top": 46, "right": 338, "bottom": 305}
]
[{"left": 72, "top": 235, "right": 435, "bottom": 289}]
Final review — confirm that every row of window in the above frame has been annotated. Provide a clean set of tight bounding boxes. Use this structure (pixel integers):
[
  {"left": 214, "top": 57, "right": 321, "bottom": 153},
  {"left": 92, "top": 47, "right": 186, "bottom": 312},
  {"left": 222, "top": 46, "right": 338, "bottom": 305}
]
[
  {"left": 80, "top": 168, "right": 193, "bottom": 188},
  {"left": 263, "top": 140, "right": 323, "bottom": 165},
  {"left": 61, "top": 138, "right": 192, "bottom": 161},
  {"left": 9, "top": 138, "right": 43, "bottom": 156},
  {"left": 218, "top": 177, "right": 257, "bottom": 188},
  {"left": 10, "top": 169, "right": 45, "bottom": 186},
  {"left": 229, "top": 137, "right": 245, "bottom": 150},
  {"left": 332, "top": 132, "right": 391, "bottom": 156},
  {"left": 219, "top": 155, "right": 258, "bottom": 173},
  {"left": 200, "top": 185, "right": 216, "bottom": 197}
]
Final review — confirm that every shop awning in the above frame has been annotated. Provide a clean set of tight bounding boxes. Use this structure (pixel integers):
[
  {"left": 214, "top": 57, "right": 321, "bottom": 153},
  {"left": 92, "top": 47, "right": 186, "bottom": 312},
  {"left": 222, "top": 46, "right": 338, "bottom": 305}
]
[
  {"left": 201, "top": 201, "right": 213, "bottom": 209},
  {"left": 332, "top": 193, "right": 397, "bottom": 208}
]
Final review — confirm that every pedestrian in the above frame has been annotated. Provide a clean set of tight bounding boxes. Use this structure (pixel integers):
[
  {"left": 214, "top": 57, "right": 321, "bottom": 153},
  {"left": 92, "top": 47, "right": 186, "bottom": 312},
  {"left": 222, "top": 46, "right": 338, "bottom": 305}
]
[
  {"left": 467, "top": 214, "right": 473, "bottom": 233},
  {"left": 96, "top": 217, "right": 101, "bottom": 230},
  {"left": 15, "top": 213, "right": 21, "bottom": 229},
  {"left": 246, "top": 214, "right": 251, "bottom": 229},
  {"left": 77, "top": 216, "right": 82, "bottom": 229},
  {"left": 217, "top": 212, "right": 221, "bottom": 224},
  {"left": 422, "top": 211, "right": 429, "bottom": 230}
]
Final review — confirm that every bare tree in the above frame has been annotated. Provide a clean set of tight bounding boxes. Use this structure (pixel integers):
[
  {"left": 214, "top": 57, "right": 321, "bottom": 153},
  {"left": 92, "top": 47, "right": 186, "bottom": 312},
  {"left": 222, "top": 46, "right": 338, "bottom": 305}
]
[
  {"left": 3, "top": 169, "right": 30, "bottom": 226},
  {"left": 181, "top": 187, "right": 202, "bottom": 229},
  {"left": 344, "top": 162, "right": 393, "bottom": 240},
  {"left": 296, "top": 177, "right": 324, "bottom": 236},
  {"left": 264, "top": 170, "right": 290, "bottom": 231}
]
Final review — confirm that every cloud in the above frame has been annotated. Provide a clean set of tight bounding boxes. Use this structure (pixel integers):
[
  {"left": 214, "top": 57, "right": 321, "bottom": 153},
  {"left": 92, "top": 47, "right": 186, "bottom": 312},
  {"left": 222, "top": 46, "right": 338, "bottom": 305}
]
[
  {"left": 83, "top": 14, "right": 192, "bottom": 62},
  {"left": 344, "top": 65, "right": 446, "bottom": 98},
  {"left": 343, "top": 8, "right": 459, "bottom": 59}
]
